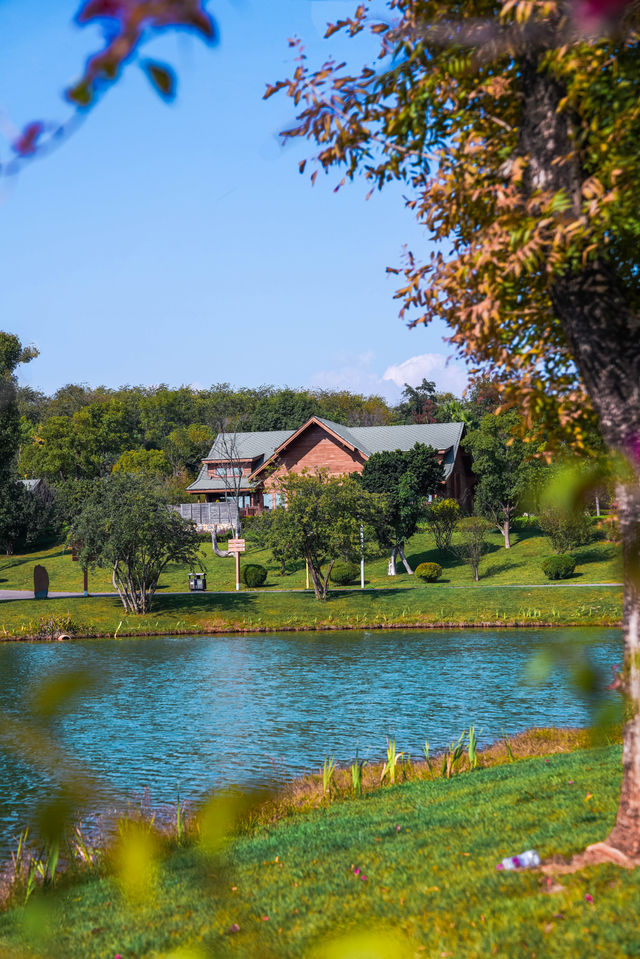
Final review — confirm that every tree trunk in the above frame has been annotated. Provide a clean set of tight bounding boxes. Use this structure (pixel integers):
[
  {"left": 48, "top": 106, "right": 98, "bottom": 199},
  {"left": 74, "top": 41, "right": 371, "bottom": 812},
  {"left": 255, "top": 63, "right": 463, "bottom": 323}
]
[
  {"left": 211, "top": 526, "right": 231, "bottom": 558},
  {"left": 595, "top": 494, "right": 601, "bottom": 518},
  {"left": 473, "top": 563, "right": 479, "bottom": 583},
  {"left": 497, "top": 518, "right": 511, "bottom": 549},
  {"left": 398, "top": 545, "right": 413, "bottom": 574},
  {"left": 388, "top": 547, "right": 398, "bottom": 576},
  {"left": 306, "top": 554, "right": 328, "bottom": 600},
  {"left": 605, "top": 481, "right": 640, "bottom": 859},
  {"left": 521, "top": 53, "right": 640, "bottom": 859}
]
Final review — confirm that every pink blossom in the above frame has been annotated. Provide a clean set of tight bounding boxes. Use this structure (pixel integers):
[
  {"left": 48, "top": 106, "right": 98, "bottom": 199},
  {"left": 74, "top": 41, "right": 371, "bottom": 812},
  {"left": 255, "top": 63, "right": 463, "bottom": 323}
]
[{"left": 585, "top": 893, "right": 594, "bottom": 903}]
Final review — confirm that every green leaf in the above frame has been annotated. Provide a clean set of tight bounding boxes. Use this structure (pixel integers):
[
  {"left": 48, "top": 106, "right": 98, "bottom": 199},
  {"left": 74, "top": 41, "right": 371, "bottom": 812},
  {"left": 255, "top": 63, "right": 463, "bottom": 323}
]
[{"left": 141, "top": 61, "right": 177, "bottom": 102}]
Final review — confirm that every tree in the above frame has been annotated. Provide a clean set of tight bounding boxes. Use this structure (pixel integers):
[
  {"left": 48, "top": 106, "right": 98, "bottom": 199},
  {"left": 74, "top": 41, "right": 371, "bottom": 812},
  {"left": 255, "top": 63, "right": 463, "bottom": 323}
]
[
  {"left": 0, "top": 333, "right": 38, "bottom": 476},
  {"left": 272, "top": 0, "right": 640, "bottom": 861},
  {"left": 69, "top": 473, "right": 201, "bottom": 613},
  {"left": 393, "top": 379, "right": 438, "bottom": 423},
  {"left": 455, "top": 516, "right": 492, "bottom": 582},
  {"left": 259, "top": 471, "right": 379, "bottom": 599},
  {"left": 538, "top": 506, "right": 592, "bottom": 554},
  {"left": 464, "top": 410, "right": 532, "bottom": 549},
  {"left": 211, "top": 429, "right": 249, "bottom": 538},
  {"left": 0, "top": 481, "right": 53, "bottom": 555},
  {"left": 112, "top": 448, "right": 172, "bottom": 477},
  {"left": 250, "top": 389, "right": 317, "bottom": 431},
  {"left": 359, "top": 443, "right": 444, "bottom": 573},
  {"left": 163, "top": 424, "right": 214, "bottom": 476},
  {"left": 0, "top": 333, "right": 39, "bottom": 553},
  {"left": 426, "top": 497, "right": 460, "bottom": 552}
]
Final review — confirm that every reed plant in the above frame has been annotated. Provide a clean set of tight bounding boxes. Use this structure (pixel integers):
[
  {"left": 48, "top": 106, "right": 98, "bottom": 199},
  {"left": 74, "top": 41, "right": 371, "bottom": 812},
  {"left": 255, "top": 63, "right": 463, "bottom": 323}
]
[
  {"left": 423, "top": 739, "right": 434, "bottom": 778},
  {"left": 71, "top": 825, "right": 98, "bottom": 864},
  {"left": 501, "top": 729, "right": 515, "bottom": 762},
  {"left": 322, "top": 756, "right": 336, "bottom": 796},
  {"left": 175, "top": 792, "right": 186, "bottom": 843},
  {"left": 442, "top": 732, "right": 465, "bottom": 779},
  {"left": 467, "top": 725, "right": 478, "bottom": 769},
  {"left": 350, "top": 752, "right": 367, "bottom": 797},
  {"left": 381, "top": 738, "right": 403, "bottom": 786}
]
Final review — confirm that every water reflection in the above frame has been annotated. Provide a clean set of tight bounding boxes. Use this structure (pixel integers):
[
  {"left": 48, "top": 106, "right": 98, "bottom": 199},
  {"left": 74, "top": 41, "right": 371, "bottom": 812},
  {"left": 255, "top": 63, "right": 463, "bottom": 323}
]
[{"left": 0, "top": 628, "right": 621, "bottom": 855}]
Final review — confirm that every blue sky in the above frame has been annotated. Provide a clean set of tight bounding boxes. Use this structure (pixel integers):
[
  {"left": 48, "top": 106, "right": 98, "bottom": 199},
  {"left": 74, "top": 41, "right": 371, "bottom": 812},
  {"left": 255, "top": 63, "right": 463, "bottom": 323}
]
[{"left": 0, "top": 0, "right": 468, "bottom": 402}]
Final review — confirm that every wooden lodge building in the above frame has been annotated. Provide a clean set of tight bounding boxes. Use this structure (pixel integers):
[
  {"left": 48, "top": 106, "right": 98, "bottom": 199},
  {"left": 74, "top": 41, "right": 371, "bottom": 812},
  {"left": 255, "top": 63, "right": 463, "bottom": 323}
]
[{"left": 186, "top": 417, "right": 474, "bottom": 516}]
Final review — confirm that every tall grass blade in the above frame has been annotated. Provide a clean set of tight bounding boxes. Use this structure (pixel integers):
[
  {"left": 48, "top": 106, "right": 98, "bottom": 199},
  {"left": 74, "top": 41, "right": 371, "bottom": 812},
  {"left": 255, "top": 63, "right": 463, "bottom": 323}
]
[{"left": 322, "top": 755, "right": 336, "bottom": 796}]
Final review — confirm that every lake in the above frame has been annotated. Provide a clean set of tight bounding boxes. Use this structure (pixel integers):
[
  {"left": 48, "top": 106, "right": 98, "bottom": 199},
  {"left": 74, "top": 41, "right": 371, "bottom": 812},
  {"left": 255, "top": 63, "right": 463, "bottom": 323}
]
[{"left": 0, "top": 627, "right": 621, "bottom": 859}]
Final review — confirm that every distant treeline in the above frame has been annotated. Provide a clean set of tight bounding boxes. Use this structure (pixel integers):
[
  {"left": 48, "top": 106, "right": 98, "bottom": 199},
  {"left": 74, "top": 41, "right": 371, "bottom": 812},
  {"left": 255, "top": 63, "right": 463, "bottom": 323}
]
[{"left": 17, "top": 379, "right": 501, "bottom": 486}]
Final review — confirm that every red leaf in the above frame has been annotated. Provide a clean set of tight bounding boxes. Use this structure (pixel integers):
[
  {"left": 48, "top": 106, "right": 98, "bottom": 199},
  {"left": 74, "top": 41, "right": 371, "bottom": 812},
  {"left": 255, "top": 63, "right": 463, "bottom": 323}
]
[{"left": 12, "top": 122, "right": 45, "bottom": 157}]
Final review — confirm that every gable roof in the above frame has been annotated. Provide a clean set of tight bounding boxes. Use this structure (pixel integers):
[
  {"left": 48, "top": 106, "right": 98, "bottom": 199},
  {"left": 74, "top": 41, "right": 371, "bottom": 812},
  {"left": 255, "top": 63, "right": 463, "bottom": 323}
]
[
  {"left": 347, "top": 422, "right": 464, "bottom": 458},
  {"left": 203, "top": 428, "right": 294, "bottom": 462},
  {"left": 187, "top": 428, "right": 294, "bottom": 494},
  {"left": 187, "top": 418, "right": 466, "bottom": 492}
]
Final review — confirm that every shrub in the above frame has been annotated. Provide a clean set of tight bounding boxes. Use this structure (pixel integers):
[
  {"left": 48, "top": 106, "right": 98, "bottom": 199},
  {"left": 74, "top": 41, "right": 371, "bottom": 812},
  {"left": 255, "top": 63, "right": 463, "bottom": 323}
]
[
  {"left": 542, "top": 554, "right": 577, "bottom": 580},
  {"left": 455, "top": 516, "right": 492, "bottom": 581},
  {"left": 26, "top": 614, "right": 88, "bottom": 640},
  {"left": 242, "top": 563, "right": 268, "bottom": 587},
  {"left": 415, "top": 562, "right": 443, "bottom": 582},
  {"left": 538, "top": 507, "right": 591, "bottom": 553},
  {"left": 329, "top": 560, "right": 360, "bottom": 585},
  {"left": 426, "top": 498, "right": 460, "bottom": 551}
]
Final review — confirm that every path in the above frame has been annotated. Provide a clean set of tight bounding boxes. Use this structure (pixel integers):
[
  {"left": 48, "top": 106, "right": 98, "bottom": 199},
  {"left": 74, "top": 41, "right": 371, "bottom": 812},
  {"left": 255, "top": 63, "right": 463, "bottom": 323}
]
[{"left": 0, "top": 582, "right": 623, "bottom": 601}]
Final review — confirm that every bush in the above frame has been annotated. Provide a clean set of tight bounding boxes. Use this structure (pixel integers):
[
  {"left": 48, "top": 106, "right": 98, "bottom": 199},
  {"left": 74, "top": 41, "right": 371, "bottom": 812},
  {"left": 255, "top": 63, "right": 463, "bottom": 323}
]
[
  {"left": 329, "top": 560, "right": 360, "bottom": 585},
  {"left": 242, "top": 563, "right": 268, "bottom": 587},
  {"left": 541, "top": 554, "right": 577, "bottom": 580},
  {"left": 538, "top": 507, "right": 591, "bottom": 553},
  {"left": 415, "top": 562, "right": 443, "bottom": 582},
  {"left": 426, "top": 498, "right": 460, "bottom": 551}
]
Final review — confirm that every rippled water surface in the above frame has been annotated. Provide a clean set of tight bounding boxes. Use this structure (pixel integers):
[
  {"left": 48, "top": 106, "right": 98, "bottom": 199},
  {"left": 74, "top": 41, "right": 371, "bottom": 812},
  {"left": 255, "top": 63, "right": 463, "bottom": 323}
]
[{"left": 0, "top": 628, "right": 621, "bottom": 856}]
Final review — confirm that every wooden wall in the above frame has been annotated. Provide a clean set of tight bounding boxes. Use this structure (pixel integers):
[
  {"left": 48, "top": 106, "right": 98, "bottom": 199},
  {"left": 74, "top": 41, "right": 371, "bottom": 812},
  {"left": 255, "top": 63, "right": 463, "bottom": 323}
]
[{"left": 262, "top": 423, "right": 367, "bottom": 489}]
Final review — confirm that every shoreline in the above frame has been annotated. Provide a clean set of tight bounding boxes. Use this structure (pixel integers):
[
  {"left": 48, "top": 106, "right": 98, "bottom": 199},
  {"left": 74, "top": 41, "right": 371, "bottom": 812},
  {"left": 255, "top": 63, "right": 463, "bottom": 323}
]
[
  {"left": 0, "top": 618, "right": 624, "bottom": 643},
  {"left": 0, "top": 726, "right": 620, "bottom": 912}
]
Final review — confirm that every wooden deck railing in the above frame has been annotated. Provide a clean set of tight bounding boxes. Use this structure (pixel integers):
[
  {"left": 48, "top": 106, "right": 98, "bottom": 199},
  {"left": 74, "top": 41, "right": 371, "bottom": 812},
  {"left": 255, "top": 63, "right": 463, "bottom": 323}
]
[{"left": 171, "top": 502, "right": 239, "bottom": 530}]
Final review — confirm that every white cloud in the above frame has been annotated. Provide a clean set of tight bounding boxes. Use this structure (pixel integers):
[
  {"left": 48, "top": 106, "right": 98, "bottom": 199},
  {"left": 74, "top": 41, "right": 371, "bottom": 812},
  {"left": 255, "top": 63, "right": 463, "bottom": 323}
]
[
  {"left": 309, "top": 350, "right": 468, "bottom": 402},
  {"left": 382, "top": 353, "right": 468, "bottom": 397},
  {"left": 310, "top": 352, "right": 401, "bottom": 401}
]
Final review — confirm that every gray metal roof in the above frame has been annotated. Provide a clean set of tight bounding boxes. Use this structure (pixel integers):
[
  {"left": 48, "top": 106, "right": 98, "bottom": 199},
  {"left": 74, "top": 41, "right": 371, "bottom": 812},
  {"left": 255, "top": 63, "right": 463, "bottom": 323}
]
[
  {"left": 186, "top": 474, "right": 254, "bottom": 493},
  {"left": 204, "top": 429, "right": 294, "bottom": 462},
  {"left": 347, "top": 422, "right": 464, "bottom": 455},
  {"left": 188, "top": 419, "right": 464, "bottom": 491}
]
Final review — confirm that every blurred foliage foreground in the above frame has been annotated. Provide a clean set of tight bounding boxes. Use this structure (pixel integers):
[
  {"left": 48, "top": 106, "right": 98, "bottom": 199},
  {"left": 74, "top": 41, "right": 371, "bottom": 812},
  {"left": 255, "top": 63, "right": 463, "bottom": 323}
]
[
  {"left": 0, "top": 741, "right": 634, "bottom": 959},
  {"left": 0, "top": 662, "right": 633, "bottom": 959}
]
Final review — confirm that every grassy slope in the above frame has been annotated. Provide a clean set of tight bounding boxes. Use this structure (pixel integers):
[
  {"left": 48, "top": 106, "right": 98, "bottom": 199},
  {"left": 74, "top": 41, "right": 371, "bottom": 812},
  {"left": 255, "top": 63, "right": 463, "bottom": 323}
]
[
  {"left": 1, "top": 745, "right": 637, "bottom": 958},
  {"left": 0, "top": 523, "right": 623, "bottom": 637},
  {"left": 0, "top": 522, "right": 623, "bottom": 595},
  {"left": 0, "top": 584, "right": 622, "bottom": 639}
]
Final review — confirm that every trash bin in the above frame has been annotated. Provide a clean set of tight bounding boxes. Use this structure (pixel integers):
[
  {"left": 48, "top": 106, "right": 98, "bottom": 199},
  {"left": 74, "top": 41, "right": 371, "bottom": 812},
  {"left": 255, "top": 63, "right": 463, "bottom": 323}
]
[{"left": 188, "top": 573, "right": 207, "bottom": 592}]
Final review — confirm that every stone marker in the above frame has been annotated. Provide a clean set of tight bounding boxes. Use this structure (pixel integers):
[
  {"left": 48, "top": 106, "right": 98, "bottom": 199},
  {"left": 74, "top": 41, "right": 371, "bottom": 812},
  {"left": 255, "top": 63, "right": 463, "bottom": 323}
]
[{"left": 34, "top": 564, "right": 49, "bottom": 600}]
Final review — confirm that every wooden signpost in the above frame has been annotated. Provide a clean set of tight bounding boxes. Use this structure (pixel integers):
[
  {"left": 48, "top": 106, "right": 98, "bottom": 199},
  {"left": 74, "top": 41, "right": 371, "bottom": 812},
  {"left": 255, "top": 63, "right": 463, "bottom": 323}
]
[{"left": 227, "top": 538, "right": 246, "bottom": 591}]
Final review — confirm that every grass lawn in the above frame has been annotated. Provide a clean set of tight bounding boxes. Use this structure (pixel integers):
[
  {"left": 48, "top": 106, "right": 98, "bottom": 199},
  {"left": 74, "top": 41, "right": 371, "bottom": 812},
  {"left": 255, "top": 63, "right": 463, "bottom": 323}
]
[
  {"left": 0, "top": 520, "right": 623, "bottom": 638},
  {"left": 0, "top": 583, "right": 623, "bottom": 639},
  {"left": 0, "top": 520, "right": 623, "bottom": 596},
  {"left": 0, "top": 742, "right": 636, "bottom": 958}
]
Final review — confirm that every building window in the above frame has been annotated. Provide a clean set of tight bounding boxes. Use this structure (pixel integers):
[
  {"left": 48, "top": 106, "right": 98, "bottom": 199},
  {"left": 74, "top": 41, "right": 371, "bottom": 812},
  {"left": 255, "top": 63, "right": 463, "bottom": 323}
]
[{"left": 214, "top": 465, "right": 243, "bottom": 478}]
